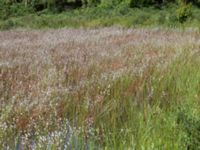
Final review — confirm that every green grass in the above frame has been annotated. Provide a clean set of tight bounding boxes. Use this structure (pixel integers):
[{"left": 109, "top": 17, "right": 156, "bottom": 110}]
[{"left": 98, "top": 53, "right": 200, "bottom": 149}]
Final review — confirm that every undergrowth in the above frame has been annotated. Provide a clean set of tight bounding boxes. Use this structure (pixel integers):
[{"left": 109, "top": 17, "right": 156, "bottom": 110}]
[{"left": 1, "top": 4, "right": 200, "bottom": 30}]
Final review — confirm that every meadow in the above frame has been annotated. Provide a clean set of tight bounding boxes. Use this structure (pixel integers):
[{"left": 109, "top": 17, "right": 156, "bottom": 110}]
[{"left": 0, "top": 28, "right": 200, "bottom": 149}]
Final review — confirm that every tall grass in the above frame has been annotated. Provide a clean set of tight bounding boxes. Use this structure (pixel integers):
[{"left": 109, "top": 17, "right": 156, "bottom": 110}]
[{"left": 0, "top": 28, "right": 200, "bottom": 149}]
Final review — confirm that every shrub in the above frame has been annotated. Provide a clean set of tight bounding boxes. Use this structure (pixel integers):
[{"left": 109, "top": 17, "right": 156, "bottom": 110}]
[
  {"left": 0, "top": 1, "right": 33, "bottom": 20},
  {"left": 178, "top": 112, "right": 200, "bottom": 149},
  {"left": 176, "top": 3, "right": 192, "bottom": 23},
  {"left": 0, "top": 19, "right": 15, "bottom": 30}
]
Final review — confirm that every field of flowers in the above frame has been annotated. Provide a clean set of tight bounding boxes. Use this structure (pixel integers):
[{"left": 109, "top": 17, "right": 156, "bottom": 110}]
[{"left": 0, "top": 28, "right": 200, "bottom": 149}]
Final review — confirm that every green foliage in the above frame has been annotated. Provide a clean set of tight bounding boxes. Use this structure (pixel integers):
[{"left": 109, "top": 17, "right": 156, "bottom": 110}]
[
  {"left": 2, "top": 0, "right": 200, "bottom": 29},
  {"left": 82, "top": 0, "right": 101, "bottom": 6},
  {"left": 178, "top": 112, "right": 200, "bottom": 149},
  {"left": 176, "top": 3, "right": 192, "bottom": 23},
  {"left": 130, "top": 0, "right": 154, "bottom": 7},
  {"left": 0, "top": 2, "right": 33, "bottom": 20}
]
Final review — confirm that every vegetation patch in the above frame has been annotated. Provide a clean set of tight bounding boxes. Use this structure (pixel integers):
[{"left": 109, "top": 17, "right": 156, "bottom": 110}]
[
  {"left": 1, "top": 0, "right": 200, "bottom": 29},
  {"left": 0, "top": 28, "right": 200, "bottom": 149}
]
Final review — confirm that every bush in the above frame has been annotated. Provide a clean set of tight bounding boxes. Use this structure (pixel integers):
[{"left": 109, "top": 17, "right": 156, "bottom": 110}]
[
  {"left": 0, "top": 2, "right": 33, "bottom": 20},
  {"left": 176, "top": 3, "right": 192, "bottom": 23},
  {"left": 178, "top": 111, "right": 200, "bottom": 149},
  {"left": 0, "top": 19, "right": 15, "bottom": 30}
]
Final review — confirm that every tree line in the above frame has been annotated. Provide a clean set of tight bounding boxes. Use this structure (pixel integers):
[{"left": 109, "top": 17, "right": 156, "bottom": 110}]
[{"left": 1, "top": 0, "right": 200, "bottom": 11}]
